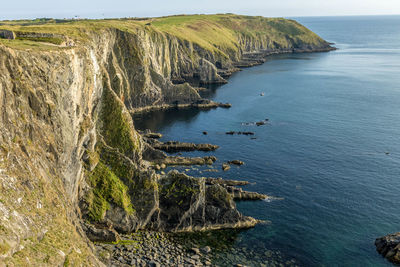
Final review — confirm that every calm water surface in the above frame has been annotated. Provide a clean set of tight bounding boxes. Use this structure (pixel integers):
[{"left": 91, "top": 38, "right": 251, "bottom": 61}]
[{"left": 133, "top": 16, "right": 400, "bottom": 266}]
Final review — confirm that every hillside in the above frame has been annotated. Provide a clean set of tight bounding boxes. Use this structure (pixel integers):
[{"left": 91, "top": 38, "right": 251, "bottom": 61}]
[{"left": 0, "top": 14, "right": 334, "bottom": 266}]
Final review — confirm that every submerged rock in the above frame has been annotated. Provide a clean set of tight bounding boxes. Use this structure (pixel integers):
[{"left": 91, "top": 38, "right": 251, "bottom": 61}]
[
  {"left": 219, "top": 103, "right": 232, "bottom": 108},
  {"left": 222, "top": 163, "right": 231, "bottom": 171},
  {"left": 375, "top": 232, "right": 400, "bottom": 264},
  {"left": 225, "top": 131, "right": 255, "bottom": 136},
  {"left": 228, "top": 160, "right": 245, "bottom": 166}
]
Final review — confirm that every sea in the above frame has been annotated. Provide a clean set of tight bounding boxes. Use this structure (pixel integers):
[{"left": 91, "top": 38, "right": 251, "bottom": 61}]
[{"left": 133, "top": 15, "right": 400, "bottom": 266}]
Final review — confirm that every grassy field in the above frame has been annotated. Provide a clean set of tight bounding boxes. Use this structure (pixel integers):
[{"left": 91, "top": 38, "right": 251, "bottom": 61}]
[{"left": 0, "top": 14, "right": 326, "bottom": 52}]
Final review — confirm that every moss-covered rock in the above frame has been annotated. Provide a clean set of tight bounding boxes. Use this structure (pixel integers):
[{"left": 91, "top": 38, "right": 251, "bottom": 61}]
[
  {"left": 86, "top": 161, "right": 134, "bottom": 222},
  {"left": 154, "top": 171, "right": 257, "bottom": 232},
  {"left": 100, "top": 87, "right": 141, "bottom": 157}
]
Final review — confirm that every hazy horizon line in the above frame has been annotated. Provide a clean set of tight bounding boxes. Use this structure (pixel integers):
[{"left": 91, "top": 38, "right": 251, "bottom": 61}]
[{"left": 1, "top": 12, "right": 400, "bottom": 21}]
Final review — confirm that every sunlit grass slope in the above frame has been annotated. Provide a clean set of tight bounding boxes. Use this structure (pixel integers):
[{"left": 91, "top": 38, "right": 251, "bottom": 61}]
[{"left": 0, "top": 14, "right": 327, "bottom": 53}]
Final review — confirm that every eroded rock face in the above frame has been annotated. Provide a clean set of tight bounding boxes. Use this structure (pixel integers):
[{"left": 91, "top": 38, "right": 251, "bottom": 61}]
[
  {"left": 198, "top": 58, "right": 227, "bottom": 85},
  {"left": 154, "top": 171, "right": 258, "bottom": 231},
  {"left": 0, "top": 43, "right": 106, "bottom": 266},
  {"left": 375, "top": 233, "right": 400, "bottom": 264}
]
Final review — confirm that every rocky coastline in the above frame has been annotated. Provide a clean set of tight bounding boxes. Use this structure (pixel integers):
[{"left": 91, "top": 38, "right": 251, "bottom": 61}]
[
  {"left": 0, "top": 14, "right": 336, "bottom": 266},
  {"left": 95, "top": 230, "right": 299, "bottom": 267}
]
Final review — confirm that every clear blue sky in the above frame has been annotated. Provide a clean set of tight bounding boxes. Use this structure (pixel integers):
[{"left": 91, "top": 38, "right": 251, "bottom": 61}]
[{"left": 1, "top": 0, "right": 400, "bottom": 20}]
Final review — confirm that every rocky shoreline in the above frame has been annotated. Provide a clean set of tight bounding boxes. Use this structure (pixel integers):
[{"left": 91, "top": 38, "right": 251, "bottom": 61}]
[
  {"left": 141, "top": 130, "right": 268, "bottom": 202},
  {"left": 94, "top": 43, "right": 336, "bottom": 266},
  {"left": 96, "top": 230, "right": 299, "bottom": 267},
  {"left": 95, "top": 231, "right": 214, "bottom": 266},
  {"left": 130, "top": 100, "right": 232, "bottom": 115}
]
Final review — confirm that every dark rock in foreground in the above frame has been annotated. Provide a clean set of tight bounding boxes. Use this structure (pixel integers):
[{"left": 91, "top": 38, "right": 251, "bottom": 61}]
[{"left": 375, "top": 232, "right": 400, "bottom": 264}]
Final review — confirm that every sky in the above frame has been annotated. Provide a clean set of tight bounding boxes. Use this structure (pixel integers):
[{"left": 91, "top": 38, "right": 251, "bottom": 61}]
[{"left": 1, "top": 0, "right": 400, "bottom": 20}]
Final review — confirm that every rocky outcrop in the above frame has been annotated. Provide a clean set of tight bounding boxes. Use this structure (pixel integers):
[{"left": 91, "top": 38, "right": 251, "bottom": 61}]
[
  {"left": 82, "top": 223, "right": 120, "bottom": 243},
  {"left": 198, "top": 58, "right": 227, "bottom": 85},
  {"left": 225, "top": 186, "right": 267, "bottom": 201},
  {"left": 375, "top": 233, "right": 400, "bottom": 264},
  {"left": 146, "top": 139, "right": 219, "bottom": 153},
  {"left": 222, "top": 163, "right": 231, "bottom": 171},
  {"left": 154, "top": 156, "right": 217, "bottom": 166},
  {"left": 141, "top": 130, "right": 163, "bottom": 139},
  {"left": 205, "top": 177, "right": 250, "bottom": 186},
  {"left": 204, "top": 177, "right": 266, "bottom": 200},
  {"left": 155, "top": 171, "right": 258, "bottom": 232},
  {"left": 0, "top": 29, "right": 15, "bottom": 39},
  {"left": 228, "top": 160, "right": 245, "bottom": 166}
]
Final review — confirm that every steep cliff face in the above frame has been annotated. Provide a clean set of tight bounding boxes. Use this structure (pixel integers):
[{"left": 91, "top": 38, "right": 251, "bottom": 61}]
[
  {"left": 0, "top": 44, "right": 105, "bottom": 266},
  {"left": 0, "top": 14, "right": 334, "bottom": 265}
]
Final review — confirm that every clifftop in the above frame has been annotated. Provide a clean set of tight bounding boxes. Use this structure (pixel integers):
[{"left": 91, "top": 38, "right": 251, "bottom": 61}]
[
  {"left": 0, "top": 14, "right": 334, "bottom": 266},
  {"left": 0, "top": 14, "right": 330, "bottom": 52}
]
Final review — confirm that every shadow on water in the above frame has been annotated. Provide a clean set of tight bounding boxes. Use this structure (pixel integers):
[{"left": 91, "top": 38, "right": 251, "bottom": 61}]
[
  {"left": 132, "top": 107, "right": 217, "bottom": 132},
  {"left": 132, "top": 53, "right": 317, "bottom": 133},
  {"left": 132, "top": 84, "right": 224, "bottom": 132},
  {"left": 197, "top": 83, "right": 222, "bottom": 99}
]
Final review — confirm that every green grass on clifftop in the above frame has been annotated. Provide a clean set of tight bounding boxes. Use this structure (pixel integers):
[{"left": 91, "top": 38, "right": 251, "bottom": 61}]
[{"left": 0, "top": 14, "right": 328, "bottom": 54}]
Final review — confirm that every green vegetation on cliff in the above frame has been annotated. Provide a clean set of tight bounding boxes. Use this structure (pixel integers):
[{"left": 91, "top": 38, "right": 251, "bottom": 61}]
[
  {"left": 0, "top": 14, "right": 329, "bottom": 55},
  {"left": 86, "top": 161, "right": 134, "bottom": 221},
  {"left": 100, "top": 87, "right": 141, "bottom": 156}
]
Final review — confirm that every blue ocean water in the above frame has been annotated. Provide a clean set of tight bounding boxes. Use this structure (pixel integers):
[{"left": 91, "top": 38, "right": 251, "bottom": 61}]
[{"left": 133, "top": 16, "right": 400, "bottom": 266}]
